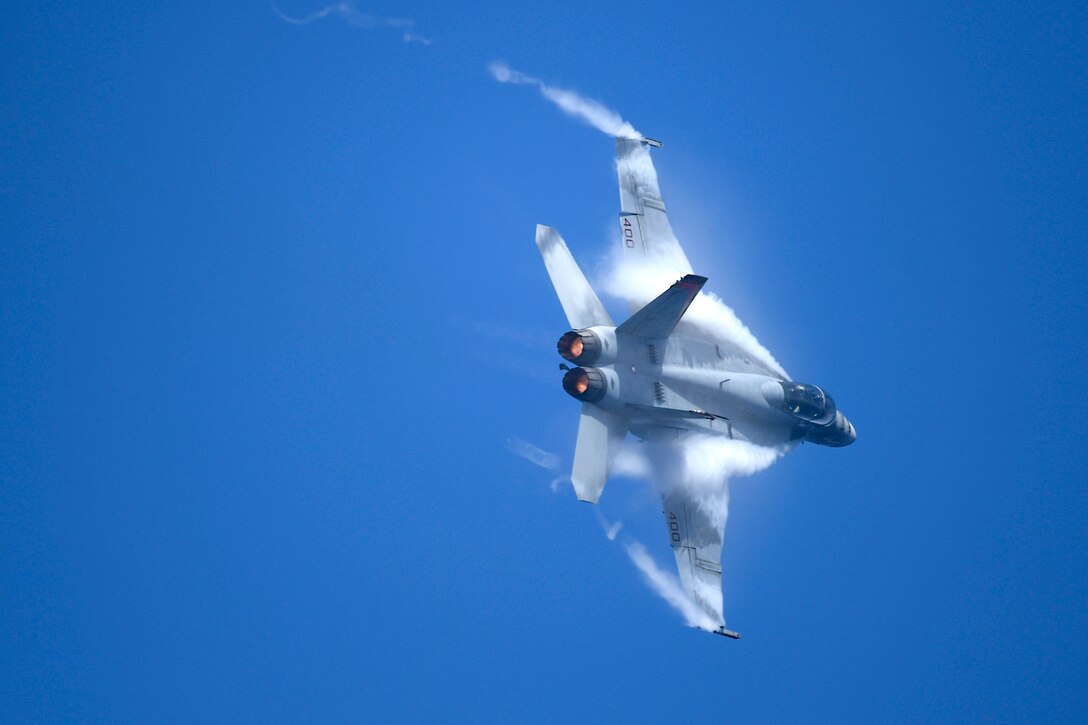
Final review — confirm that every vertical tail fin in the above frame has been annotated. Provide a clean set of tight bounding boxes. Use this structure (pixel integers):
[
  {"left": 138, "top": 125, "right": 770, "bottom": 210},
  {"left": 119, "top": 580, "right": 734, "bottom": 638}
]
[
  {"left": 535, "top": 225, "right": 613, "bottom": 329},
  {"left": 536, "top": 224, "right": 625, "bottom": 502},
  {"left": 616, "top": 274, "right": 707, "bottom": 338}
]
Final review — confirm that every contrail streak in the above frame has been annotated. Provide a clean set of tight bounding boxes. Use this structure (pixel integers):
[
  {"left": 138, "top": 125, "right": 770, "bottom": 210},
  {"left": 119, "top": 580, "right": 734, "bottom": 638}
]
[
  {"left": 626, "top": 541, "right": 719, "bottom": 631},
  {"left": 619, "top": 436, "right": 783, "bottom": 626},
  {"left": 489, "top": 62, "right": 641, "bottom": 140},
  {"left": 606, "top": 256, "right": 789, "bottom": 380},
  {"left": 507, "top": 437, "right": 560, "bottom": 471},
  {"left": 595, "top": 510, "right": 623, "bottom": 541},
  {"left": 273, "top": 2, "right": 431, "bottom": 43}
]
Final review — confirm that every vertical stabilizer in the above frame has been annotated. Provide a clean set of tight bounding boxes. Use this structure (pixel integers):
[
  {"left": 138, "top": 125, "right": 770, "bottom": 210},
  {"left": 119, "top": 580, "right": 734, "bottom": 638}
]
[{"left": 535, "top": 225, "right": 613, "bottom": 329}]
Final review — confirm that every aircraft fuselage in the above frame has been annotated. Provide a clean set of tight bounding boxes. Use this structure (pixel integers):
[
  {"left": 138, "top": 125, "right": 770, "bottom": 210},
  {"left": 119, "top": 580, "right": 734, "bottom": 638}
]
[{"left": 559, "top": 325, "right": 856, "bottom": 448}]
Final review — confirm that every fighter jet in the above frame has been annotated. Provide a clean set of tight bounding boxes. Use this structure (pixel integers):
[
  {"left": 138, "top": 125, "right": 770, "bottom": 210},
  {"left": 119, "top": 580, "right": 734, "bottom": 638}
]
[{"left": 536, "top": 137, "right": 855, "bottom": 637}]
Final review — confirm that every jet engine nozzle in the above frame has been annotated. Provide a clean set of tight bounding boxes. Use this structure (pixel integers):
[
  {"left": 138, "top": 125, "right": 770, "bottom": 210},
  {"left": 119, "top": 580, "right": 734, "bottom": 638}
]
[
  {"left": 557, "top": 326, "right": 617, "bottom": 363},
  {"left": 562, "top": 366, "right": 608, "bottom": 403}
]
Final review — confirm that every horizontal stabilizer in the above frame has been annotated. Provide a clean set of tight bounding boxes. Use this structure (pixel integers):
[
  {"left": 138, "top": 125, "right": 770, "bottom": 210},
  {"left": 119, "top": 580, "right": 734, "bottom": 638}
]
[
  {"left": 535, "top": 225, "right": 614, "bottom": 330},
  {"left": 571, "top": 403, "right": 627, "bottom": 504},
  {"left": 616, "top": 274, "right": 706, "bottom": 338}
]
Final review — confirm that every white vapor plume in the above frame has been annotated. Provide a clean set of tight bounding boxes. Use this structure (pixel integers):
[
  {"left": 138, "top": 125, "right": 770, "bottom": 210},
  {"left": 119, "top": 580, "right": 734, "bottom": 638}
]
[
  {"left": 623, "top": 436, "right": 783, "bottom": 628},
  {"left": 507, "top": 437, "right": 560, "bottom": 471},
  {"left": 507, "top": 437, "right": 568, "bottom": 495},
  {"left": 595, "top": 510, "right": 623, "bottom": 541},
  {"left": 626, "top": 541, "right": 719, "bottom": 631},
  {"left": 606, "top": 256, "right": 789, "bottom": 380},
  {"left": 601, "top": 142, "right": 789, "bottom": 379},
  {"left": 273, "top": 2, "right": 431, "bottom": 44},
  {"left": 611, "top": 428, "right": 785, "bottom": 629},
  {"left": 611, "top": 441, "right": 653, "bottom": 479},
  {"left": 591, "top": 509, "right": 715, "bottom": 630},
  {"left": 489, "top": 62, "right": 641, "bottom": 140},
  {"left": 651, "top": 436, "right": 782, "bottom": 531}
]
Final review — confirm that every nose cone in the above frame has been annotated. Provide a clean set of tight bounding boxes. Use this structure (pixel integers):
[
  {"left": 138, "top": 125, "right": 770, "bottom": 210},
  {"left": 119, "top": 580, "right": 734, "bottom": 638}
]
[
  {"left": 839, "top": 415, "right": 858, "bottom": 446},
  {"left": 803, "top": 410, "right": 857, "bottom": 447},
  {"left": 825, "top": 412, "right": 857, "bottom": 447}
]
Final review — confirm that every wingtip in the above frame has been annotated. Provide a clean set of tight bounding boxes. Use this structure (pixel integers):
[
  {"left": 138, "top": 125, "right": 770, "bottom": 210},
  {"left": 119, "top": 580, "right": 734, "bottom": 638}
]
[
  {"left": 713, "top": 627, "right": 741, "bottom": 640},
  {"left": 572, "top": 481, "right": 601, "bottom": 504},
  {"left": 535, "top": 224, "right": 559, "bottom": 251},
  {"left": 614, "top": 136, "right": 663, "bottom": 151}
]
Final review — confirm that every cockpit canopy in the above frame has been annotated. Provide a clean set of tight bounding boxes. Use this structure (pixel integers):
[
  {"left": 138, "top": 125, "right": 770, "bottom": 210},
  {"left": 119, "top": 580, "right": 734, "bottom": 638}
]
[{"left": 780, "top": 382, "right": 836, "bottom": 425}]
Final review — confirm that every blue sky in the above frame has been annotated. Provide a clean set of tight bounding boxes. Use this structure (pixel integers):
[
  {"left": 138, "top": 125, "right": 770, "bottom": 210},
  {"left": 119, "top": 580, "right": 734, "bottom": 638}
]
[{"left": 2, "top": 1, "right": 1086, "bottom": 721}]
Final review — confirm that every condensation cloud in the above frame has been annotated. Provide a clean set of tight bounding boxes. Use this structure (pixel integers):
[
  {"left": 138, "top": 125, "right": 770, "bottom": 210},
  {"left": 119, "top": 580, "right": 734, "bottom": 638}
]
[
  {"left": 507, "top": 437, "right": 560, "bottom": 472},
  {"left": 617, "top": 436, "right": 784, "bottom": 628},
  {"left": 489, "top": 62, "right": 641, "bottom": 140},
  {"left": 273, "top": 1, "right": 431, "bottom": 44}
]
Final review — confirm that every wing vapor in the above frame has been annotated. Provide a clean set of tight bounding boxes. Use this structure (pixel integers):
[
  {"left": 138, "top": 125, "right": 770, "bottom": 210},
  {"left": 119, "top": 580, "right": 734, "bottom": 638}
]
[{"left": 613, "top": 138, "right": 789, "bottom": 380}]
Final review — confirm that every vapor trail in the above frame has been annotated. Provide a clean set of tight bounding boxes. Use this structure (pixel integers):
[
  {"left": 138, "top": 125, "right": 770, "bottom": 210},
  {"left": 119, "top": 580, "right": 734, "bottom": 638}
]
[
  {"left": 605, "top": 257, "right": 789, "bottom": 380},
  {"left": 506, "top": 437, "right": 560, "bottom": 472},
  {"left": 626, "top": 541, "right": 719, "bottom": 631},
  {"left": 489, "top": 62, "right": 641, "bottom": 140},
  {"left": 505, "top": 437, "right": 570, "bottom": 493},
  {"left": 589, "top": 501, "right": 714, "bottom": 629},
  {"left": 618, "top": 436, "right": 783, "bottom": 627},
  {"left": 595, "top": 510, "right": 623, "bottom": 541},
  {"left": 273, "top": 1, "right": 430, "bottom": 44}
]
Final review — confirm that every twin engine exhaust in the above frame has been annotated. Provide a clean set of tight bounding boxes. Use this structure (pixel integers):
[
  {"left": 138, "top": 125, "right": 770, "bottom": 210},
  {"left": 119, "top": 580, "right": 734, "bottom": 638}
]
[
  {"left": 558, "top": 329, "right": 613, "bottom": 403},
  {"left": 561, "top": 367, "right": 607, "bottom": 404},
  {"left": 557, "top": 329, "right": 603, "bottom": 366}
]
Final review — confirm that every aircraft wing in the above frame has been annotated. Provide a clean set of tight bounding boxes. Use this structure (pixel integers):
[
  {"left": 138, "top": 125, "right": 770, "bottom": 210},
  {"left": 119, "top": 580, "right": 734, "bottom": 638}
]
[
  {"left": 661, "top": 483, "right": 728, "bottom": 629},
  {"left": 536, "top": 224, "right": 614, "bottom": 329},
  {"left": 616, "top": 138, "right": 693, "bottom": 279}
]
